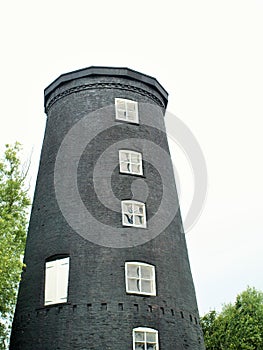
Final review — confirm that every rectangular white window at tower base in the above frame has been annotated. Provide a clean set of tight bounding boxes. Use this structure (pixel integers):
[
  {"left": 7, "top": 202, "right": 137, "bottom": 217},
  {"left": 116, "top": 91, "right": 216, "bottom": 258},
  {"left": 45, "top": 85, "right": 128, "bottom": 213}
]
[
  {"left": 122, "top": 200, "right": 146, "bottom": 228},
  {"left": 133, "top": 327, "right": 159, "bottom": 350},
  {"left": 125, "top": 262, "right": 156, "bottom": 296},
  {"left": 119, "top": 150, "right": 143, "bottom": 175},
  {"left": 115, "top": 98, "right": 139, "bottom": 123},
  {"left": 44, "top": 257, "right": 70, "bottom": 306}
]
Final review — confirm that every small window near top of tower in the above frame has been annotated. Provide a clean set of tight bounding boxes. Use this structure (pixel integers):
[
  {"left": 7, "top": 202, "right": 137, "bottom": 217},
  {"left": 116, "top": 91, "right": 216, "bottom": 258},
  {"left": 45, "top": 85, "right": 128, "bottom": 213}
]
[
  {"left": 133, "top": 327, "right": 159, "bottom": 350},
  {"left": 122, "top": 200, "right": 146, "bottom": 228},
  {"left": 125, "top": 262, "right": 156, "bottom": 296},
  {"left": 119, "top": 150, "right": 143, "bottom": 175},
  {"left": 115, "top": 98, "right": 139, "bottom": 123},
  {"left": 44, "top": 257, "right": 70, "bottom": 306}
]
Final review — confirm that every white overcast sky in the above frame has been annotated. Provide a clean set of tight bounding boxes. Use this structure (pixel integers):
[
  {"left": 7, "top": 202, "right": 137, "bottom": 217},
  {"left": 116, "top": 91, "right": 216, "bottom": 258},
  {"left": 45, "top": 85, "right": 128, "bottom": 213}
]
[{"left": 1, "top": 0, "right": 263, "bottom": 315}]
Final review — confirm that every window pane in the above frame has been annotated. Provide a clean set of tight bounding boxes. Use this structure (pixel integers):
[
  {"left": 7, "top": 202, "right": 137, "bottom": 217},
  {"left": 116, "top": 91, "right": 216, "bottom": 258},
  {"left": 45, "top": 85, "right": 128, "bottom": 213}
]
[
  {"left": 117, "top": 100, "right": 126, "bottom": 110},
  {"left": 131, "top": 153, "right": 140, "bottom": 163},
  {"left": 117, "top": 110, "right": 126, "bottom": 119},
  {"left": 127, "top": 111, "right": 136, "bottom": 120},
  {"left": 135, "top": 344, "right": 145, "bottom": 350},
  {"left": 141, "top": 280, "right": 152, "bottom": 293},
  {"left": 141, "top": 266, "right": 153, "bottom": 279},
  {"left": 131, "top": 164, "right": 141, "bottom": 174},
  {"left": 134, "top": 215, "right": 144, "bottom": 226},
  {"left": 127, "top": 265, "right": 139, "bottom": 277},
  {"left": 146, "top": 332, "right": 156, "bottom": 343},
  {"left": 123, "top": 213, "right": 134, "bottom": 225},
  {"left": 120, "top": 162, "right": 130, "bottom": 173},
  {"left": 120, "top": 152, "right": 130, "bottom": 161},
  {"left": 127, "top": 101, "right": 136, "bottom": 111},
  {"left": 134, "top": 205, "right": 144, "bottom": 214},
  {"left": 128, "top": 278, "right": 139, "bottom": 291},
  {"left": 146, "top": 345, "right": 156, "bottom": 350},
  {"left": 135, "top": 332, "right": 145, "bottom": 341},
  {"left": 125, "top": 204, "right": 134, "bottom": 213},
  {"left": 138, "top": 206, "right": 144, "bottom": 214}
]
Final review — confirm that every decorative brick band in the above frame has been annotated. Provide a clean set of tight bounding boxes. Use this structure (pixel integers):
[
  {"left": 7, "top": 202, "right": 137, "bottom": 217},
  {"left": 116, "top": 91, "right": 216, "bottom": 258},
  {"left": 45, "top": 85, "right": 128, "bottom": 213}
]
[
  {"left": 45, "top": 82, "right": 166, "bottom": 113},
  {"left": 34, "top": 302, "right": 201, "bottom": 326}
]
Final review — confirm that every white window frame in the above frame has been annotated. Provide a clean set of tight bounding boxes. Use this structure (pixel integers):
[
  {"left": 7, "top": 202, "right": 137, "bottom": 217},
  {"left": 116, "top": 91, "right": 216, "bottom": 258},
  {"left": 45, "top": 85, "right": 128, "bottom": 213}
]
[
  {"left": 133, "top": 327, "right": 159, "bottom": 350},
  {"left": 115, "top": 98, "right": 139, "bottom": 123},
  {"left": 119, "top": 150, "right": 143, "bottom": 176},
  {"left": 125, "top": 262, "right": 156, "bottom": 296},
  {"left": 122, "top": 200, "right": 146, "bottom": 228},
  {"left": 44, "top": 257, "right": 70, "bottom": 306}
]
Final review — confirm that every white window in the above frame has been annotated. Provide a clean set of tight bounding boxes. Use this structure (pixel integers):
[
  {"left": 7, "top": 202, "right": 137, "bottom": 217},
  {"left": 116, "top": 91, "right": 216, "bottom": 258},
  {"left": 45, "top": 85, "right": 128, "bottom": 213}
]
[
  {"left": 115, "top": 98, "right": 139, "bottom": 123},
  {"left": 119, "top": 150, "right": 143, "bottom": 175},
  {"left": 122, "top": 200, "right": 146, "bottom": 228},
  {"left": 133, "top": 327, "right": 159, "bottom": 350},
  {"left": 125, "top": 262, "right": 156, "bottom": 296},
  {"left": 44, "top": 257, "right": 70, "bottom": 306}
]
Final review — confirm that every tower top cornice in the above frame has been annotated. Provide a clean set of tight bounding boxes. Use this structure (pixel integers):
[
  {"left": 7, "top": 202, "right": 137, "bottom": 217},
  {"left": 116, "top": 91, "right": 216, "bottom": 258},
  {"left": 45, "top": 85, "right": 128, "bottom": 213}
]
[{"left": 44, "top": 66, "right": 168, "bottom": 111}]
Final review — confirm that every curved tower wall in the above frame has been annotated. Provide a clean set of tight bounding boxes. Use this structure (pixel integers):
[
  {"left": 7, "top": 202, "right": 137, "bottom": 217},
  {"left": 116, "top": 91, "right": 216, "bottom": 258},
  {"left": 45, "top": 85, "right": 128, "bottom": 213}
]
[{"left": 10, "top": 67, "right": 205, "bottom": 349}]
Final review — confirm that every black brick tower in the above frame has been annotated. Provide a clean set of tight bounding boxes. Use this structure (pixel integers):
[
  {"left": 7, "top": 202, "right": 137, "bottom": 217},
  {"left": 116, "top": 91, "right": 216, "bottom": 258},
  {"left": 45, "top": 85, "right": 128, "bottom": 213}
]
[{"left": 10, "top": 67, "right": 205, "bottom": 349}]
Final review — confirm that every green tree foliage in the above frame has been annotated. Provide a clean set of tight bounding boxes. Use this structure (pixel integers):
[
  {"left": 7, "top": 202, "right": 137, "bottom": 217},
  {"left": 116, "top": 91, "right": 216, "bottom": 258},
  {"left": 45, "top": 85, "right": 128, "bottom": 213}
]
[
  {"left": 0, "top": 143, "right": 30, "bottom": 349},
  {"left": 201, "top": 287, "right": 263, "bottom": 350}
]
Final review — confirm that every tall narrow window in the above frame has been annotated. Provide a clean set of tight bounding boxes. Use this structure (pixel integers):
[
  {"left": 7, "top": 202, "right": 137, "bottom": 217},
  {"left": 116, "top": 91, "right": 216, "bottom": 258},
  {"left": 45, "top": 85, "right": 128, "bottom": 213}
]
[
  {"left": 119, "top": 150, "right": 143, "bottom": 175},
  {"left": 133, "top": 327, "right": 159, "bottom": 350},
  {"left": 44, "top": 257, "right": 70, "bottom": 306},
  {"left": 122, "top": 200, "right": 146, "bottom": 228},
  {"left": 125, "top": 262, "right": 156, "bottom": 296},
  {"left": 115, "top": 98, "right": 139, "bottom": 123}
]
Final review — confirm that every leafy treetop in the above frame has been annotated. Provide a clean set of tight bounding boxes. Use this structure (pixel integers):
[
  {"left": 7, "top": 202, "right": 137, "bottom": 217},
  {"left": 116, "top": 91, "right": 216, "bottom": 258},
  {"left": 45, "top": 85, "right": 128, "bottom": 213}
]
[{"left": 0, "top": 143, "right": 30, "bottom": 349}]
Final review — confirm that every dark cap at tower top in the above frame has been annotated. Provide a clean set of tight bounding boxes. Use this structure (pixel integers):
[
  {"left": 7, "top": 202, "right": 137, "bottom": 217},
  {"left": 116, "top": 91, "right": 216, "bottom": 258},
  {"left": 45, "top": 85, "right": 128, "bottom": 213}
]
[{"left": 44, "top": 66, "right": 168, "bottom": 110}]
